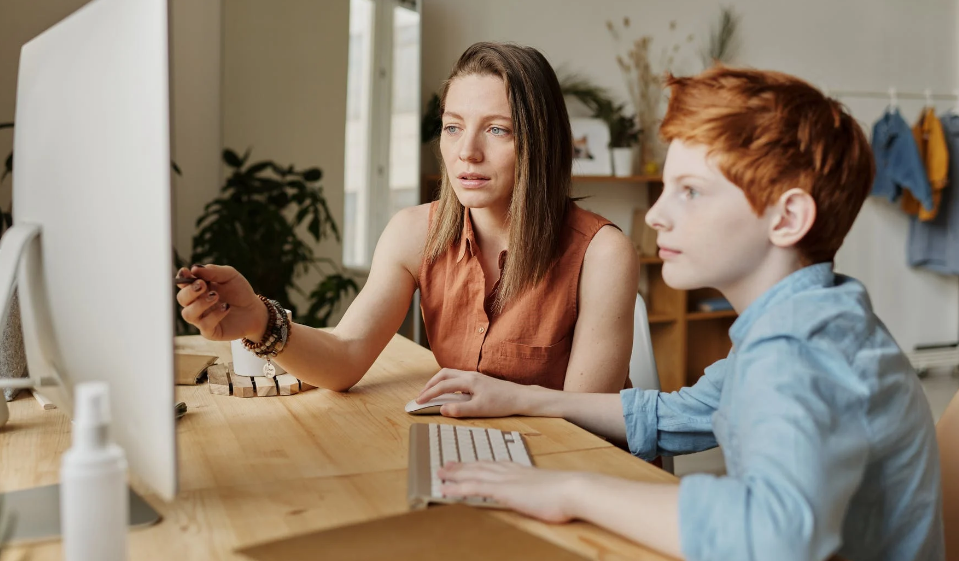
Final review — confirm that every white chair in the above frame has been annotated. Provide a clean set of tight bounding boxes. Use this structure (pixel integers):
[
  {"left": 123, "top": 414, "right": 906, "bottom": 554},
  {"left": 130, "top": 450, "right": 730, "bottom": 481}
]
[
  {"left": 628, "top": 293, "right": 673, "bottom": 474},
  {"left": 629, "top": 293, "right": 660, "bottom": 391}
]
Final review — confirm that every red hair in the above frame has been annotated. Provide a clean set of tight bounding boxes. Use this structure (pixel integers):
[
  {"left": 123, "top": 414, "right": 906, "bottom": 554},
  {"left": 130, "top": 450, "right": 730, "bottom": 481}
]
[{"left": 659, "top": 66, "right": 874, "bottom": 265}]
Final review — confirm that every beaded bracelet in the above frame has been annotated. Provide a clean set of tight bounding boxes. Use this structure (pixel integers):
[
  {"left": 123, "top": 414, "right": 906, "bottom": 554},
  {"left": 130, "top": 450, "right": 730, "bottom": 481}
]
[{"left": 242, "top": 295, "right": 292, "bottom": 377}]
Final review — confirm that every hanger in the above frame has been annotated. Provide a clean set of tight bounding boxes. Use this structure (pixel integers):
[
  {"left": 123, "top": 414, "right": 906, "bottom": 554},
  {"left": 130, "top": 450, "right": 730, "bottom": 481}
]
[
  {"left": 887, "top": 87, "right": 898, "bottom": 114},
  {"left": 951, "top": 90, "right": 959, "bottom": 116},
  {"left": 924, "top": 88, "right": 934, "bottom": 109}
]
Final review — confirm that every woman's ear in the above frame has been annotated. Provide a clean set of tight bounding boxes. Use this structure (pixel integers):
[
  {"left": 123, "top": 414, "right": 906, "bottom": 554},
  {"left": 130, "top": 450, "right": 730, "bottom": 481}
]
[{"left": 769, "top": 188, "right": 816, "bottom": 249}]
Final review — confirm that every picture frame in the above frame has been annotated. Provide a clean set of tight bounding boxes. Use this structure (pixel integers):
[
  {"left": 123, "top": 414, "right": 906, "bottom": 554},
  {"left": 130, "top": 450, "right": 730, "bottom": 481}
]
[{"left": 569, "top": 118, "right": 612, "bottom": 176}]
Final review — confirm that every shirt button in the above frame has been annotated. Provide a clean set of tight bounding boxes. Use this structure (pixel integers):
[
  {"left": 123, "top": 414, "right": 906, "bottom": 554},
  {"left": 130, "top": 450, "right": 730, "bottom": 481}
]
[{"left": 478, "top": 327, "right": 486, "bottom": 334}]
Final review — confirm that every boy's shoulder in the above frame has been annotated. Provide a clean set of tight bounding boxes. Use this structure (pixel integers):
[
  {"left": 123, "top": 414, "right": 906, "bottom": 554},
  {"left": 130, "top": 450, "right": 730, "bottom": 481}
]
[{"left": 742, "top": 273, "right": 877, "bottom": 347}]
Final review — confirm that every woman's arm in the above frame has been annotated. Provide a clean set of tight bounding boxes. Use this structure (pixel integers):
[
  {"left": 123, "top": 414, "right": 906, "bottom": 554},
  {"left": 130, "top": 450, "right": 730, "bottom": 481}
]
[
  {"left": 266, "top": 204, "right": 430, "bottom": 390},
  {"left": 563, "top": 225, "right": 639, "bottom": 392}
]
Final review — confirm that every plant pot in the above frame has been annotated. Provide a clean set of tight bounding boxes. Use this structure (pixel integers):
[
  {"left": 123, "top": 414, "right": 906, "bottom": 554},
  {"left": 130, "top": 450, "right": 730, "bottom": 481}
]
[{"left": 611, "top": 147, "right": 634, "bottom": 177}]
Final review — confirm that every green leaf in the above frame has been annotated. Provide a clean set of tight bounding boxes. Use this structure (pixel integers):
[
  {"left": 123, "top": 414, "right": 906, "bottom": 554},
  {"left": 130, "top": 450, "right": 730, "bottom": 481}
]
[
  {"left": 223, "top": 149, "right": 243, "bottom": 168},
  {"left": 171, "top": 161, "right": 182, "bottom": 176},
  {"left": 302, "top": 168, "right": 322, "bottom": 182},
  {"left": 245, "top": 161, "right": 271, "bottom": 176},
  {"left": 308, "top": 216, "right": 320, "bottom": 240}
]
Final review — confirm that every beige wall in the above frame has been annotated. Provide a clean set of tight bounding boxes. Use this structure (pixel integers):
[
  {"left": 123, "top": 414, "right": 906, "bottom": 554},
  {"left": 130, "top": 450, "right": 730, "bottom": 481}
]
[
  {"left": 170, "top": 0, "right": 223, "bottom": 262},
  {"left": 221, "top": 0, "right": 351, "bottom": 317}
]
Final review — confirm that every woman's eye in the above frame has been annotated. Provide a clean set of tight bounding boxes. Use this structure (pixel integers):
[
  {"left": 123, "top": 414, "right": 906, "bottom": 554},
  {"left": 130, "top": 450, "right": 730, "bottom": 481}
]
[
  {"left": 489, "top": 126, "right": 509, "bottom": 136},
  {"left": 443, "top": 125, "right": 460, "bottom": 135}
]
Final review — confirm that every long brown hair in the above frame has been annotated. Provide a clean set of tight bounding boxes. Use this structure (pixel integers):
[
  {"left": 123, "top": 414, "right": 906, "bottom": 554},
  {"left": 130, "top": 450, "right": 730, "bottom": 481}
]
[{"left": 424, "top": 42, "right": 572, "bottom": 313}]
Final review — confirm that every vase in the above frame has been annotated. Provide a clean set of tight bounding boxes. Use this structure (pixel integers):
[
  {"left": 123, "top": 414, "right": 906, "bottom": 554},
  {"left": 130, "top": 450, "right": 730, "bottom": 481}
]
[{"left": 611, "top": 147, "right": 633, "bottom": 177}]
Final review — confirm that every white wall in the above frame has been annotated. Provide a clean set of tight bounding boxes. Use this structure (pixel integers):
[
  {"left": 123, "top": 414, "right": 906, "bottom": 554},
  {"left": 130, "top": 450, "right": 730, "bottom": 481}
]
[
  {"left": 221, "top": 0, "right": 351, "bottom": 319},
  {"left": 421, "top": 0, "right": 959, "bottom": 351}
]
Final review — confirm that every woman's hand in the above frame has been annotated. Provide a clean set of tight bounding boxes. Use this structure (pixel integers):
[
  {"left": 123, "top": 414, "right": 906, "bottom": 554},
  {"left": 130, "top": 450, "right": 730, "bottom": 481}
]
[
  {"left": 416, "top": 368, "right": 538, "bottom": 418},
  {"left": 438, "top": 462, "right": 582, "bottom": 523},
  {"left": 175, "top": 264, "right": 267, "bottom": 342}
]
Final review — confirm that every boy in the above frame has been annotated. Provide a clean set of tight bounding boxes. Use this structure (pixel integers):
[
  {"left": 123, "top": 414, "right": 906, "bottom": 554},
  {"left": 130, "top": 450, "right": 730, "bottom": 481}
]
[{"left": 414, "top": 66, "right": 944, "bottom": 560}]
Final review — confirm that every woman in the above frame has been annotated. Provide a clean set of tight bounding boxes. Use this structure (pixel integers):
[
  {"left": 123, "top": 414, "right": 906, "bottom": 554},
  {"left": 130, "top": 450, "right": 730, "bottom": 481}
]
[{"left": 176, "top": 42, "right": 638, "bottom": 393}]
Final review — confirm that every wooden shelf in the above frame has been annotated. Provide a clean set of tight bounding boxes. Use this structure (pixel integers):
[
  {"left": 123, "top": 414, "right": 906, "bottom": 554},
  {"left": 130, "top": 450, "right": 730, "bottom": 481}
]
[
  {"left": 572, "top": 175, "right": 663, "bottom": 183},
  {"left": 639, "top": 255, "right": 662, "bottom": 265},
  {"left": 423, "top": 174, "right": 662, "bottom": 184},
  {"left": 648, "top": 314, "right": 678, "bottom": 324},
  {"left": 687, "top": 310, "right": 738, "bottom": 321}
]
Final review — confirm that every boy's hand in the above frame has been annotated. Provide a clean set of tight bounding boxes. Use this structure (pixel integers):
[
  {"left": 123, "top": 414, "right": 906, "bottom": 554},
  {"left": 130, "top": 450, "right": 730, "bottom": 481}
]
[
  {"left": 438, "top": 462, "right": 582, "bottom": 523},
  {"left": 416, "top": 368, "right": 534, "bottom": 418}
]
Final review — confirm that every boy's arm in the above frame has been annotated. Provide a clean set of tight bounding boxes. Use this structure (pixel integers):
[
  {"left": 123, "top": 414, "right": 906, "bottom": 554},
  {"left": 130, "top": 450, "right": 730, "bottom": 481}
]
[
  {"left": 417, "top": 358, "right": 728, "bottom": 457},
  {"left": 677, "top": 336, "right": 869, "bottom": 561}
]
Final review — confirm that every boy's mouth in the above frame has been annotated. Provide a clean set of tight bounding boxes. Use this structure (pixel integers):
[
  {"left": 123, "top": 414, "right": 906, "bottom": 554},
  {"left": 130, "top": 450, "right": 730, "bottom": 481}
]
[{"left": 658, "top": 245, "right": 681, "bottom": 259}]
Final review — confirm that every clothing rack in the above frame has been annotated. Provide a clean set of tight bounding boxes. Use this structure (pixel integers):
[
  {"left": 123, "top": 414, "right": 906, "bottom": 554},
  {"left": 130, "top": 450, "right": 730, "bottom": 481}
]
[
  {"left": 827, "top": 86, "right": 959, "bottom": 375},
  {"left": 825, "top": 87, "right": 959, "bottom": 113}
]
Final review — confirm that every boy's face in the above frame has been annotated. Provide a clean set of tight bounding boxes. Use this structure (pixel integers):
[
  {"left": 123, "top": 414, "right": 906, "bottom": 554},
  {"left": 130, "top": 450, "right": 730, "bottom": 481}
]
[{"left": 646, "top": 140, "right": 777, "bottom": 292}]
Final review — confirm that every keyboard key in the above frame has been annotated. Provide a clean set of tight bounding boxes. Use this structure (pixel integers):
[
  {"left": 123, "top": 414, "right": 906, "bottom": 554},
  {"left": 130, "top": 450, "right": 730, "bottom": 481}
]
[
  {"left": 440, "top": 424, "right": 459, "bottom": 464},
  {"left": 471, "top": 428, "right": 493, "bottom": 461},
  {"left": 488, "top": 429, "right": 511, "bottom": 462},
  {"left": 505, "top": 431, "right": 531, "bottom": 465},
  {"left": 455, "top": 426, "right": 476, "bottom": 462}
]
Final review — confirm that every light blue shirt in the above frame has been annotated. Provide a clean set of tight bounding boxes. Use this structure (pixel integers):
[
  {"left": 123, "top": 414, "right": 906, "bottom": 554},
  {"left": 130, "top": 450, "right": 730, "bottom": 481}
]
[{"left": 620, "top": 263, "right": 944, "bottom": 561}]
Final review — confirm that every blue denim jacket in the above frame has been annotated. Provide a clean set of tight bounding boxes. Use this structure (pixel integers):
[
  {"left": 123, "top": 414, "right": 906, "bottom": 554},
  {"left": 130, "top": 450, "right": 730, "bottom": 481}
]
[
  {"left": 908, "top": 113, "right": 959, "bottom": 274},
  {"left": 871, "top": 109, "right": 934, "bottom": 210},
  {"left": 620, "top": 264, "right": 943, "bottom": 561}
]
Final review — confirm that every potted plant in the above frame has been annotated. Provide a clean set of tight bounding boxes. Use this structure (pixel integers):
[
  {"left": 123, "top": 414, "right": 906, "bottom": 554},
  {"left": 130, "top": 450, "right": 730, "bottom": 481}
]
[
  {"left": 189, "top": 148, "right": 357, "bottom": 329},
  {"left": 607, "top": 105, "right": 641, "bottom": 177},
  {"left": 560, "top": 75, "right": 639, "bottom": 176}
]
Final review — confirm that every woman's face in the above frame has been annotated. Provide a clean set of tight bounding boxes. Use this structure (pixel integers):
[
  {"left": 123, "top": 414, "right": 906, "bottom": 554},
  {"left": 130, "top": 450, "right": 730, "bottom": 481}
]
[{"left": 440, "top": 74, "right": 517, "bottom": 213}]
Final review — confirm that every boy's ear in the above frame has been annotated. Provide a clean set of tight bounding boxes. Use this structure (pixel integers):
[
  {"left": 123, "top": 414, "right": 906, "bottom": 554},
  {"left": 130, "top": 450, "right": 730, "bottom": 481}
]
[{"left": 769, "top": 188, "right": 817, "bottom": 249}]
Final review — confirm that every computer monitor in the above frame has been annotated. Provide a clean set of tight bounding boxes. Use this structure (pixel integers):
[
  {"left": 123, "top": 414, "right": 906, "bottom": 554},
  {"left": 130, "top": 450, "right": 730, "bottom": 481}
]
[{"left": 1, "top": 0, "right": 177, "bottom": 505}]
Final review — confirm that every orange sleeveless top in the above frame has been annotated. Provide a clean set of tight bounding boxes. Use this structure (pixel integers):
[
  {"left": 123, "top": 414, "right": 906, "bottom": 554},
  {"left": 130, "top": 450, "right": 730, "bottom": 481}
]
[{"left": 418, "top": 202, "right": 614, "bottom": 390}]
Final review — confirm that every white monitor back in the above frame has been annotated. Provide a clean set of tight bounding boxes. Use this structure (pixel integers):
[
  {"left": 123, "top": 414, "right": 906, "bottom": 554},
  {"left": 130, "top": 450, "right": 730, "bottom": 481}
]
[{"left": 13, "top": 0, "right": 177, "bottom": 500}]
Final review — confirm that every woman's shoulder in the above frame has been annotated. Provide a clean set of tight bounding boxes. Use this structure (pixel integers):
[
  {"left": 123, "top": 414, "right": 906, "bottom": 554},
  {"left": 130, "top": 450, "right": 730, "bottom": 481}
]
[{"left": 381, "top": 203, "right": 433, "bottom": 272}]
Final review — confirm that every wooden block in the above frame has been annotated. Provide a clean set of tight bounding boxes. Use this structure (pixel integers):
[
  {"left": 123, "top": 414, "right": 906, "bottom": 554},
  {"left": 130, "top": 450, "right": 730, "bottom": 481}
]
[
  {"left": 254, "top": 376, "right": 278, "bottom": 397},
  {"left": 230, "top": 369, "right": 256, "bottom": 398},
  {"left": 275, "top": 373, "right": 299, "bottom": 396},
  {"left": 299, "top": 379, "right": 316, "bottom": 391},
  {"left": 207, "top": 364, "right": 232, "bottom": 396}
]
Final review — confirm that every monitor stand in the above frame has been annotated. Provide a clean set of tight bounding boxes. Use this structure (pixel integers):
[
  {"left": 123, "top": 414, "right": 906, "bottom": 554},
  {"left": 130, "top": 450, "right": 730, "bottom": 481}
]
[{"left": 1, "top": 484, "right": 161, "bottom": 544}]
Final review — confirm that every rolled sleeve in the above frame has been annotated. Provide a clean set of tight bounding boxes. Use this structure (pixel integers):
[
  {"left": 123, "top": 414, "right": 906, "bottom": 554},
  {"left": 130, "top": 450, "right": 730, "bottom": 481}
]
[
  {"left": 619, "top": 358, "right": 727, "bottom": 460},
  {"left": 620, "top": 388, "right": 660, "bottom": 460}
]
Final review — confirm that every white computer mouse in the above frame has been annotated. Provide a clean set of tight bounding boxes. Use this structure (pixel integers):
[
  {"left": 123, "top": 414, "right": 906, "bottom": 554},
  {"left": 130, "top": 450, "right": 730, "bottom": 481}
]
[{"left": 404, "top": 392, "right": 472, "bottom": 415}]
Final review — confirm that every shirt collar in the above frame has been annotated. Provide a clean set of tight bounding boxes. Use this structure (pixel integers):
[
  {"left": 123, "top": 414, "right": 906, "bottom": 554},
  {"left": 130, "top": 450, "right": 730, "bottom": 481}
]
[{"left": 729, "top": 262, "right": 835, "bottom": 346}]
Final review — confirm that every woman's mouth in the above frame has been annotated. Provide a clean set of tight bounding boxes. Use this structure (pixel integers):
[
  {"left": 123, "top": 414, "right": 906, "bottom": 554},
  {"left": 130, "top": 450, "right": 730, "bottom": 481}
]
[{"left": 457, "top": 173, "right": 490, "bottom": 188}]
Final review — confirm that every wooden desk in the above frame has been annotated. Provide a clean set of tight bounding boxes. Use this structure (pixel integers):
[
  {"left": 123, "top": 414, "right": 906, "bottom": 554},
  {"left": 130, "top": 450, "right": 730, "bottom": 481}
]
[{"left": 1, "top": 335, "right": 677, "bottom": 561}]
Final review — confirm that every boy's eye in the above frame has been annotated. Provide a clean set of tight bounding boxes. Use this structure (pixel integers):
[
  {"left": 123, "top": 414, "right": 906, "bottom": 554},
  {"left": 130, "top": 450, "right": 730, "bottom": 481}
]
[{"left": 683, "top": 186, "right": 699, "bottom": 199}]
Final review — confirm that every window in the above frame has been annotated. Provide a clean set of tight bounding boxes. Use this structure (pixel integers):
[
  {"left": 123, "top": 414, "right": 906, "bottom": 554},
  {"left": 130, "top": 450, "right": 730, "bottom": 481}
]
[{"left": 343, "top": 0, "right": 421, "bottom": 270}]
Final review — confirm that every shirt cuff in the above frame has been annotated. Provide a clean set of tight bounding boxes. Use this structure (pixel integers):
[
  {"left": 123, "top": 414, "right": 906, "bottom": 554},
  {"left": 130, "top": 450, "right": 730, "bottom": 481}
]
[{"left": 620, "top": 387, "right": 660, "bottom": 460}]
